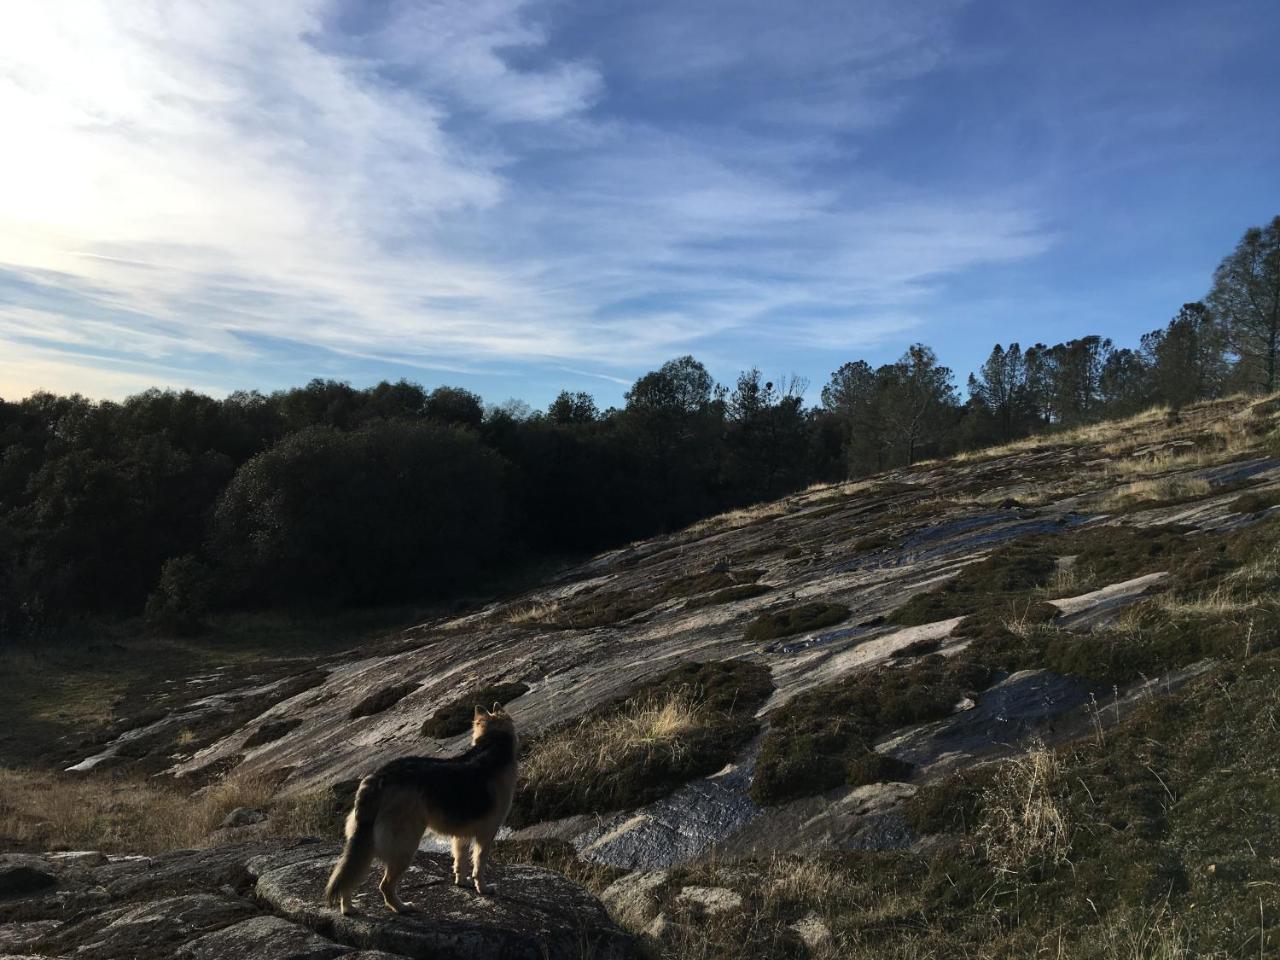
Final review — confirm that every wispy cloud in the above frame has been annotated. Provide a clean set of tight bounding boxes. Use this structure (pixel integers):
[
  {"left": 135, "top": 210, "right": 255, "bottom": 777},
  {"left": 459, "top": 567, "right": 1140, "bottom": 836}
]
[{"left": 0, "top": 0, "right": 1053, "bottom": 399}]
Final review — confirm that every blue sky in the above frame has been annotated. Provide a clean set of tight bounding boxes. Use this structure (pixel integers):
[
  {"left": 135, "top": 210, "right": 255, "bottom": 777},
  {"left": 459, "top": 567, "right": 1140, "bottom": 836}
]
[{"left": 1, "top": 0, "right": 1277, "bottom": 409}]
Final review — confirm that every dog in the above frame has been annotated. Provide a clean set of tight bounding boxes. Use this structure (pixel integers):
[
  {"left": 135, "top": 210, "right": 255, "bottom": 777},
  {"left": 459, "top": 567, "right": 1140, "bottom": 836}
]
[{"left": 324, "top": 703, "right": 519, "bottom": 915}]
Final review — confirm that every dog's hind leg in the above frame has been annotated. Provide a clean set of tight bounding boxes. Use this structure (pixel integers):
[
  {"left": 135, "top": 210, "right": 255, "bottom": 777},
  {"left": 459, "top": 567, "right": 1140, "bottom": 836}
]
[
  {"left": 471, "top": 827, "right": 498, "bottom": 896},
  {"left": 374, "top": 797, "right": 427, "bottom": 915},
  {"left": 451, "top": 835, "right": 471, "bottom": 887},
  {"left": 379, "top": 844, "right": 416, "bottom": 914}
]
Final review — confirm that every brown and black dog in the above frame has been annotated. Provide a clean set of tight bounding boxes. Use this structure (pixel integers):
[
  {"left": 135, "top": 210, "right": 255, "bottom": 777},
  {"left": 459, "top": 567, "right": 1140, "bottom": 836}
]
[{"left": 324, "top": 704, "right": 518, "bottom": 915}]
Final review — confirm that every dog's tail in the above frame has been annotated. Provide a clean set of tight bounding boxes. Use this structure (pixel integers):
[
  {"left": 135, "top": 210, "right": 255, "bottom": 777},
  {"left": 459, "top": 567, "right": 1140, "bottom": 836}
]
[{"left": 324, "top": 774, "right": 382, "bottom": 908}]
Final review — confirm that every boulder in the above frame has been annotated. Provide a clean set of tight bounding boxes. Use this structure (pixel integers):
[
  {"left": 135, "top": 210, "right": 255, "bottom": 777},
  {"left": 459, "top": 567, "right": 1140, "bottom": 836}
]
[
  {"left": 599, "top": 870, "right": 670, "bottom": 928},
  {"left": 674, "top": 885, "right": 743, "bottom": 916},
  {"left": 789, "top": 913, "right": 833, "bottom": 951},
  {"left": 175, "top": 916, "right": 350, "bottom": 959},
  {"left": 221, "top": 807, "right": 269, "bottom": 828},
  {"left": 34, "top": 893, "right": 256, "bottom": 958},
  {"left": 253, "top": 847, "right": 635, "bottom": 960},
  {"left": 0, "top": 859, "right": 55, "bottom": 899}
]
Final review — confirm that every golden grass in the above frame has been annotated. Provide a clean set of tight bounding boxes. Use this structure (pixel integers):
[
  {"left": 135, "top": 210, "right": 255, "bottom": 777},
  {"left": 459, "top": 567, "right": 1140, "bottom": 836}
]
[
  {"left": 1049, "top": 558, "right": 1083, "bottom": 596},
  {"left": 685, "top": 501, "right": 788, "bottom": 537},
  {"left": 1098, "top": 476, "right": 1212, "bottom": 512},
  {"left": 951, "top": 405, "right": 1173, "bottom": 464},
  {"left": 974, "top": 744, "right": 1072, "bottom": 874},
  {"left": 502, "top": 599, "right": 562, "bottom": 626},
  {"left": 1155, "top": 584, "right": 1261, "bottom": 618},
  {"left": 1226, "top": 540, "right": 1280, "bottom": 587},
  {"left": 1085, "top": 903, "right": 1191, "bottom": 960},
  {"left": 521, "top": 691, "right": 706, "bottom": 788},
  {"left": 0, "top": 767, "right": 337, "bottom": 854}
]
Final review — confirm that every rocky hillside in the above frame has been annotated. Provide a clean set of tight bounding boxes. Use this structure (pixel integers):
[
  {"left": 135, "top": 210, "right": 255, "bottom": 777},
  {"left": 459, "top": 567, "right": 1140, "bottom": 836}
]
[
  {"left": 141, "top": 396, "right": 1276, "bottom": 857},
  {"left": 12, "top": 393, "right": 1280, "bottom": 958}
]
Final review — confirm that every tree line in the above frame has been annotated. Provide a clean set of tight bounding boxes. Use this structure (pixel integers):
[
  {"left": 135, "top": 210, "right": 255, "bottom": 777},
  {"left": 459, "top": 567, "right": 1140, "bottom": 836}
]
[{"left": 0, "top": 215, "right": 1276, "bottom": 639}]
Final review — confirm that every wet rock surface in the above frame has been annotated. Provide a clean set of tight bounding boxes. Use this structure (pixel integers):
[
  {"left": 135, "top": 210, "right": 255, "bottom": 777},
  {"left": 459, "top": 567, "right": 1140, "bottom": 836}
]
[
  {"left": 0, "top": 841, "right": 635, "bottom": 960},
  {"left": 878, "top": 669, "right": 1106, "bottom": 774}
]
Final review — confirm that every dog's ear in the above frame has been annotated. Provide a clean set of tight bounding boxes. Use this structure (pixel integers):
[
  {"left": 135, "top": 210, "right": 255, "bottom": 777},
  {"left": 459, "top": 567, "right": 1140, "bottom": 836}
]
[{"left": 491, "top": 701, "right": 502, "bottom": 713}]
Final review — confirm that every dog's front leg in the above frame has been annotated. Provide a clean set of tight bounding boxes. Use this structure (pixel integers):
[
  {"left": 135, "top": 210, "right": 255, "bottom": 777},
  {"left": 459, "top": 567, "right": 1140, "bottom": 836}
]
[{"left": 472, "top": 834, "right": 494, "bottom": 895}]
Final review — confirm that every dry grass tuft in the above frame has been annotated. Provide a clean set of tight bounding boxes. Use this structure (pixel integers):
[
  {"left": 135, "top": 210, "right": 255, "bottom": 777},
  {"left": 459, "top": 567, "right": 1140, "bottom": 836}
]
[
  {"left": 502, "top": 599, "right": 562, "bottom": 626},
  {"left": 1099, "top": 475, "right": 1212, "bottom": 512},
  {"left": 686, "top": 501, "right": 788, "bottom": 537},
  {"left": 0, "top": 767, "right": 337, "bottom": 854},
  {"left": 521, "top": 691, "right": 705, "bottom": 789},
  {"left": 1086, "top": 903, "right": 1191, "bottom": 960},
  {"left": 1155, "top": 583, "right": 1260, "bottom": 617},
  {"left": 974, "top": 743, "right": 1072, "bottom": 874}
]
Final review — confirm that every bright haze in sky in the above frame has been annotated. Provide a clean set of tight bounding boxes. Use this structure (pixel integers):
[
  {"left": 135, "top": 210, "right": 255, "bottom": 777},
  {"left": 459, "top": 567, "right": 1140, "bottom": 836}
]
[{"left": 2, "top": 0, "right": 1278, "bottom": 408}]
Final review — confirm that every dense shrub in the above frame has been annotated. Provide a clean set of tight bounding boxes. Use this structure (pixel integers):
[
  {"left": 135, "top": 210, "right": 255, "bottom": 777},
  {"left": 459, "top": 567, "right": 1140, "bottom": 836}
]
[
  {"left": 211, "top": 422, "right": 505, "bottom": 606},
  {"left": 144, "top": 555, "right": 212, "bottom": 635}
]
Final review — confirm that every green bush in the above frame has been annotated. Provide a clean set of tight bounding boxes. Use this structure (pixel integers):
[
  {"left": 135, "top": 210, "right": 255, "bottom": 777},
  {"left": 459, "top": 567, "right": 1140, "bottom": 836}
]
[
  {"left": 211, "top": 421, "right": 505, "bottom": 605},
  {"left": 144, "top": 555, "right": 211, "bottom": 636}
]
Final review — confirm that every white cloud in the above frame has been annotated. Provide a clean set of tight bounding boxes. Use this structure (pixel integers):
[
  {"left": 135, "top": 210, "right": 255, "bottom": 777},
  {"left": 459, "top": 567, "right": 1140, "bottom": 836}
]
[{"left": 0, "top": 0, "right": 1050, "bottom": 397}]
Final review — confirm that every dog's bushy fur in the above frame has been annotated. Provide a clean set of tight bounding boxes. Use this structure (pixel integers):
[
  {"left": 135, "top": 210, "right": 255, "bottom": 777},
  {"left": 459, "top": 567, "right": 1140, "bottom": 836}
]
[{"left": 324, "top": 704, "right": 519, "bottom": 914}]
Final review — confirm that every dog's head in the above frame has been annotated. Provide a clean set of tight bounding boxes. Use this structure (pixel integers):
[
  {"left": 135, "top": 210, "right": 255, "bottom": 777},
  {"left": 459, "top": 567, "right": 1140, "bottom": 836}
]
[{"left": 472, "top": 702, "right": 516, "bottom": 744}]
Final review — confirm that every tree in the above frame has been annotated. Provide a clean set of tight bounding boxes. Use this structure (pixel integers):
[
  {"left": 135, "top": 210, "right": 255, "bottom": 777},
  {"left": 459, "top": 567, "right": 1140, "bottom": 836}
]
[
  {"left": 1035, "top": 336, "right": 1113, "bottom": 426},
  {"left": 878, "top": 345, "right": 960, "bottom": 465},
  {"left": 1099, "top": 347, "right": 1152, "bottom": 416},
  {"left": 820, "top": 360, "right": 889, "bottom": 474},
  {"left": 211, "top": 422, "right": 505, "bottom": 605},
  {"left": 821, "top": 347, "right": 958, "bottom": 473},
  {"left": 547, "top": 391, "right": 599, "bottom": 425},
  {"left": 724, "top": 370, "right": 809, "bottom": 501},
  {"left": 1207, "top": 216, "right": 1280, "bottom": 392},
  {"left": 145, "top": 554, "right": 211, "bottom": 635},
  {"left": 1140, "top": 302, "right": 1228, "bottom": 409},
  {"left": 622, "top": 357, "right": 722, "bottom": 527},
  {"left": 968, "top": 343, "right": 1035, "bottom": 441},
  {"left": 423, "top": 386, "right": 485, "bottom": 429}
]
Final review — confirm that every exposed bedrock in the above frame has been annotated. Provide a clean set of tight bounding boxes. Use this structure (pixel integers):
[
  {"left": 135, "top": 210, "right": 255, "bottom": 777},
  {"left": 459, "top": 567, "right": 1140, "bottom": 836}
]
[{"left": 0, "top": 842, "right": 636, "bottom": 960}]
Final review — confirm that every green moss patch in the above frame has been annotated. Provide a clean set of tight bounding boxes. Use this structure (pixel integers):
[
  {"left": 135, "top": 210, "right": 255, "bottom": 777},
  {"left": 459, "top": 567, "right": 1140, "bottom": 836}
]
[
  {"left": 1230, "top": 487, "right": 1280, "bottom": 514},
  {"left": 887, "top": 543, "right": 1058, "bottom": 626},
  {"left": 751, "top": 655, "right": 995, "bottom": 805},
  {"left": 509, "top": 660, "right": 772, "bottom": 827},
  {"left": 420, "top": 681, "right": 530, "bottom": 739},
  {"left": 685, "top": 582, "right": 773, "bottom": 609},
  {"left": 887, "top": 524, "right": 1195, "bottom": 627},
  {"left": 548, "top": 569, "right": 766, "bottom": 628},
  {"left": 743, "top": 602, "right": 850, "bottom": 644},
  {"left": 900, "top": 653, "right": 1280, "bottom": 957}
]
